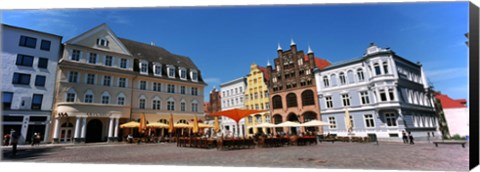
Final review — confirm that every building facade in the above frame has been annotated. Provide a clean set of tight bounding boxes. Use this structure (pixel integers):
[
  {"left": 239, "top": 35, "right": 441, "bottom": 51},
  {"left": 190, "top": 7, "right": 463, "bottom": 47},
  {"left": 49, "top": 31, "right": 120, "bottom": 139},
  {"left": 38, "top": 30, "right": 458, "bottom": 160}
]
[
  {"left": 314, "top": 43, "right": 440, "bottom": 141},
  {"left": 244, "top": 63, "right": 271, "bottom": 136},
  {"left": 220, "top": 77, "right": 246, "bottom": 137},
  {"left": 266, "top": 41, "right": 330, "bottom": 135},
  {"left": 1, "top": 24, "right": 63, "bottom": 144},
  {"left": 51, "top": 24, "right": 205, "bottom": 143},
  {"left": 434, "top": 93, "right": 468, "bottom": 137}
]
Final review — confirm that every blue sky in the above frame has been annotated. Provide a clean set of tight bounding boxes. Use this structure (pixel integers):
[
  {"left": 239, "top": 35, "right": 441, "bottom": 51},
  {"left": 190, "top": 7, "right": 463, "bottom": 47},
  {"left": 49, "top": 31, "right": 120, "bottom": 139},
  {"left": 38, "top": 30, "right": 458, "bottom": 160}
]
[{"left": 2, "top": 2, "right": 469, "bottom": 102}]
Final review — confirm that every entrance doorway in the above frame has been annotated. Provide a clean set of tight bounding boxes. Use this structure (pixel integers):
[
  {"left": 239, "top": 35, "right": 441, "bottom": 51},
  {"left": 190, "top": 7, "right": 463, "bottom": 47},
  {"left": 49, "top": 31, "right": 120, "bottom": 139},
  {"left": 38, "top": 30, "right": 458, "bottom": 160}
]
[
  {"left": 86, "top": 119, "right": 103, "bottom": 143},
  {"left": 287, "top": 113, "right": 299, "bottom": 135},
  {"left": 60, "top": 122, "right": 74, "bottom": 143}
]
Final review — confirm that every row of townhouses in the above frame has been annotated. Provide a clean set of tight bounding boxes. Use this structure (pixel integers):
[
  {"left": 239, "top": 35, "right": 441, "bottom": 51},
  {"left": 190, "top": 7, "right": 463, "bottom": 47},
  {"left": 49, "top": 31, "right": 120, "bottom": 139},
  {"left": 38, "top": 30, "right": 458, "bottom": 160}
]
[
  {"left": 2, "top": 24, "right": 206, "bottom": 144},
  {"left": 215, "top": 41, "right": 446, "bottom": 141}
]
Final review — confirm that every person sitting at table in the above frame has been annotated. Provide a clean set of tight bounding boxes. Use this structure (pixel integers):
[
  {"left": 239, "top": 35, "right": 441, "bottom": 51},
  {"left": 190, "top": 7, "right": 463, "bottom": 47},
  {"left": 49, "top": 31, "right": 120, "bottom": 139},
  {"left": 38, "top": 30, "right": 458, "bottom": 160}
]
[{"left": 127, "top": 134, "right": 133, "bottom": 143}]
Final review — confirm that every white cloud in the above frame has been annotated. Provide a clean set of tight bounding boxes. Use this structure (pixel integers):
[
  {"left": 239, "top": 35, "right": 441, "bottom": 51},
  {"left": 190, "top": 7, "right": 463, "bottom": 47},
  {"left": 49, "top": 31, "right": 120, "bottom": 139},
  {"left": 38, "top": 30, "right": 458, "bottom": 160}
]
[
  {"left": 425, "top": 67, "right": 468, "bottom": 82},
  {"left": 204, "top": 77, "right": 221, "bottom": 85},
  {"left": 106, "top": 12, "right": 131, "bottom": 25}
]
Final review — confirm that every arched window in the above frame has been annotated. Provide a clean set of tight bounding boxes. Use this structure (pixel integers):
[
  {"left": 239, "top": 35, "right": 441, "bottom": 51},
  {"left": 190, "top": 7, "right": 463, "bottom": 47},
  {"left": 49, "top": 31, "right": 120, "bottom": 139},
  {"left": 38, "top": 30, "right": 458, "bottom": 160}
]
[
  {"left": 65, "top": 88, "right": 77, "bottom": 102},
  {"left": 302, "top": 90, "right": 315, "bottom": 106},
  {"left": 339, "top": 72, "right": 346, "bottom": 85},
  {"left": 323, "top": 76, "right": 329, "bottom": 87},
  {"left": 286, "top": 93, "right": 298, "bottom": 107},
  {"left": 383, "top": 62, "right": 389, "bottom": 74},
  {"left": 272, "top": 95, "right": 282, "bottom": 109},
  {"left": 273, "top": 114, "right": 283, "bottom": 133},
  {"left": 357, "top": 68, "right": 365, "bottom": 81},
  {"left": 159, "top": 119, "right": 168, "bottom": 124},
  {"left": 374, "top": 63, "right": 381, "bottom": 75},
  {"left": 101, "top": 91, "right": 110, "bottom": 104},
  {"left": 139, "top": 95, "right": 146, "bottom": 109},
  {"left": 191, "top": 99, "right": 199, "bottom": 112},
  {"left": 117, "top": 92, "right": 126, "bottom": 105},
  {"left": 84, "top": 89, "right": 94, "bottom": 103},
  {"left": 347, "top": 70, "right": 354, "bottom": 84},
  {"left": 177, "top": 119, "right": 188, "bottom": 124},
  {"left": 167, "top": 97, "right": 175, "bottom": 111},
  {"left": 152, "top": 96, "right": 161, "bottom": 110},
  {"left": 330, "top": 74, "right": 337, "bottom": 86}
]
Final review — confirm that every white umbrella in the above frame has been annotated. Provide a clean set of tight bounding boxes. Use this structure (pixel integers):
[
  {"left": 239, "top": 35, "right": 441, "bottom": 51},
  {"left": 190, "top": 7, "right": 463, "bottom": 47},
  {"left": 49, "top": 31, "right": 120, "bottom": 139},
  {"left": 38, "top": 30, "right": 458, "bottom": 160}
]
[
  {"left": 300, "top": 120, "right": 331, "bottom": 127},
  {"left": 254, "top": 122, "right": 277, "bottom": 128},
  {"left": 276, "top": 121, "right": 301, "bottom": 127}
]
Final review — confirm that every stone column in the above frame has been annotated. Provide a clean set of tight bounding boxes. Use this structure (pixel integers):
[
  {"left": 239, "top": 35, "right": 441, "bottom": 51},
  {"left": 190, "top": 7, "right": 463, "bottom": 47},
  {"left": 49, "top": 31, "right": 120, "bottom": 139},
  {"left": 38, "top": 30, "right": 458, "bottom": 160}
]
[
  {"left": 393, "top": 87, "right": 399, "bottom": 101},
  {"left": 385, "top": 87, "right": 391, "bottom": 102},
  {"left": 114, "top": 118, "right": 119, "bottom": 141},
  {"left": 379, "top": 59, "right": 385, "bottom": 75},
  {"left": 52, "top": 117, "right": 61, "bottom": 143},
  {"left": 80, "top": 118, "right": 87, "bottom": 143},
  {"left": 108, "top": 118, "right": 114, "bottom": 142},
  {"left": 375, "top": 88, "right": 381, "bottom": 103},
  {"left": 74, "top": 117, "right": 81, "bottom": 143}
]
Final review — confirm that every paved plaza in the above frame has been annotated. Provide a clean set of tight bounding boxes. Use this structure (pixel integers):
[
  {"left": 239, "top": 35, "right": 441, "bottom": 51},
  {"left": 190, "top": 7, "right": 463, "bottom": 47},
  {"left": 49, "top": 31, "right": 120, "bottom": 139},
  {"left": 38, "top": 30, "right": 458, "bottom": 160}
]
[{"left": 1, "top": 141, "right": 469, "bottom": 171}]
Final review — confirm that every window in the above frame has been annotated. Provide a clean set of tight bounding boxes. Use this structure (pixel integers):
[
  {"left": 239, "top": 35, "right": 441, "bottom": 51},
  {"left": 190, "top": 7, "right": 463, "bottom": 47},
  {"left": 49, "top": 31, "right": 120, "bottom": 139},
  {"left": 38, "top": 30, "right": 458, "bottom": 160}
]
[
  {"left": 96, "top": 38, "right": 109, "bottom": 47},
  {"left": 286, "top": 93, "right": 297, "bottom": 107},
  {"left": 167, "top": 100, "right": 175, "bottom": 111},
  {"left": 255, "top": 104, "right": 259, "bottom": 110},
  {"left": 180, "top": 86, "right": 186, "bottom": 94},
  {"left": 105, "top": 56, "right": 113, "bottom": 66},
  {"left": 120, "top": 58, "right": 128, "bottom": 69},
  {"left": 388, "top": 89, "right": 395, "bottom": 101},
  {"left": 66, "top": 93, "right": 75, "bottom": 102},
  {"left": 101, "top": 95, "right": 110, "bottom": 104},
  {"left": 117, "top": 97, "right": 125, "bottom": 105},
  {"left": 167, "top": 84, "right": 175, "bottom": 93},
  {"left": 380, "top": 89, "right": 387, "bottom": 101},
  {"left": 71, "top": 49, "right": 80, "bottom": 61},
  {"left": 38, "top": 58, "right": 48, "bottom": 68},
  {"left": 88, "top": 53, "right": 97, "bottom": 64},
  {"left": 103, "top": 76, "right": 111, "bottom": 86},
  {"left": 31, "top": 94, "right": 43, "bottom": 110},
  {"left": 168, "top": 67, "right": 175, "bottom": 77},
  {"left": 19, "top": 36, "right": 37, "bottom": 48},
  {"left": 153, "top": 100, "right": 161, "bottom": 110},
  {"left": 2, "top": 92, "right": 13, "bottom": 110},
  {"left": 265, "top": 103, "right": 270, "bottom": 110},
  {"left": 339, "top": 73, "right": 346, "bottom": 85},
  {"left": 192, "top": 71, "right": 198, "bottom": 81},
  {"left": 360, "top": 91, "right": 370, "bottom": 105},
  {"left": 383, "top": 62, "right": 389, "bottom": 74},
  {"left": 140, "top": 81, "right": 146, "bottom": 90},
  {"left": 16, "top": 54, "right": 34, "bottom": 67},
  {"left": 357, "top": 69, "right": 365, "bottom": 81},
  {"left": 325, "top": 96, "right": 333, "bottom": 108},
  {"left": 68, "top": 72, "right": 78, "bottom": 83},
  {"left": 272, "top": 95, "right": 282, "bottom": 109},
  {"left": 84, "top": 94, "right": 93, "bottom": 103},
  {"left": 34, "top": 75, "right": 46, "bottom": 87},
  {"left": 39, "top": 40, "right": 51, "bottom": 51},
  {"left": 342, "top": 94, "right": 350, "bottom": 107},
  {"left": 328, "top": 117, "right": 337, "bottom": 129},
  {"left": 140, "top": 63, "right": 148, "bottom": 73},
  {"left": 12, "top": 73, "right": 31, "bottom": 85},
  {"left": 180, "top": 69, "right": 187, "bottom": 79},
  {"left": 153, "top": 83, "right": 161, "bottom": 92},
  {"left": 330, "top": 74, "right": 337, "bottom": 86},
  {"left": 301, "top": 90, "right": 315, "bottom": 106},
  {"left": 191, "top": 87, "right": 198, "bottom": 96},
  {"left": 119, "top": 78, "right": 126, "bottom": 88},
  {"left": 86, "top": 74, "right": 95, "bottom": 85},
  {"left": 374, "top": 63, "right": 381, "bottom": 75},
  {"left": 265, "top": 91, "right": 268, "bottom": 98},
  {"left": 385, "top": 113, "right": 397, "bottom": 127},
  {"left": 364, "top": 114, "right": 375, "bottom": 128},
  {"left": 181, "top": 102, "right": 186, "bottom": 112},
  {"left": 254, "top": 93, "right": 258, "bottom": 99},
  {"left": 139, "top": 98, "right": 145, "bottom": 109},
  {"left": 323, "top": 76, "right": 329, "bottom": 87},
  {"left": 154, "top": 65, "right": 162, "bottom": 75},
  {"left": 192, "top": 102, "right": 198, "bottom": 112}
]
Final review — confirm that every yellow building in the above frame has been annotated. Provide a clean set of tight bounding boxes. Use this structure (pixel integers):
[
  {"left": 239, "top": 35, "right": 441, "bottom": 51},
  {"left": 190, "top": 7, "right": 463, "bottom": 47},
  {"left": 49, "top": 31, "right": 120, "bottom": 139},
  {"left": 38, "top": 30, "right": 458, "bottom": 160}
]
[{"left": 244, "top": 63, "right": 271, "bottom": 136}]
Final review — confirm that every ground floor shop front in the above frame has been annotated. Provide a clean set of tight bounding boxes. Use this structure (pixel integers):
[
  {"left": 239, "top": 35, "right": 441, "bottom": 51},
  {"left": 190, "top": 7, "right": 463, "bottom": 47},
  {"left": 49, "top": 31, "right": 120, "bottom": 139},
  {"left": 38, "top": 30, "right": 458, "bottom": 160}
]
[{"left": 2, "top": 110, "right": 51, "bottom": 145}]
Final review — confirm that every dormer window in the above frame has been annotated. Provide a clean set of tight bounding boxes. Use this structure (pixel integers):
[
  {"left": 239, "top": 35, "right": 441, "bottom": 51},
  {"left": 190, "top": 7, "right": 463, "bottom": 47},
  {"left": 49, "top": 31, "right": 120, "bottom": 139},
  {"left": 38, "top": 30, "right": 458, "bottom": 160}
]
[
  {"left": 179, "top": 68, "right": 187, "bottom": 80},
  {"left": 140, "top": 61, "right": 148, "bottom": 74},
  {"left": 96, "top": 38, "right": 109, "bottom": 47},
  {"left": 191, "top": 70, "right": 198, "bottom": 82},
  {"left": 154, "top": 64, "right": 162, "bottom": 76},
  {"left": 167, "top": 65, "right": 175, "bottom": 78}
]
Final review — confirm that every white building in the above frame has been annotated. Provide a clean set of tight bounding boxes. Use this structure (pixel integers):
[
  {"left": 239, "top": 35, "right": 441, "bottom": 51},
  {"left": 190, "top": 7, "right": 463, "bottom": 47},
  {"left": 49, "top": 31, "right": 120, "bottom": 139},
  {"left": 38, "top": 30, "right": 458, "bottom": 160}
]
[
  {"left": 220, "top": 77, "right": 246, "bottom": 137},
  {"left": 434, "top": 93, "right": 468, "bottom": 137},
  {"left": 1, "top": 24, "right": 63, "bottom": 144}
]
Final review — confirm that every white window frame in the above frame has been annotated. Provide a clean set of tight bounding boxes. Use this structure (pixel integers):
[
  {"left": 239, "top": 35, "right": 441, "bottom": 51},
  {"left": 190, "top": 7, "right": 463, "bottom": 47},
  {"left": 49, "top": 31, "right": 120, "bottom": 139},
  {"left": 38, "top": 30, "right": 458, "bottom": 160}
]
[
  {"left": 139, "top": 98, "right": 146, "bottom": 109},
  {"left": 104, "top": 55, "right": 113, "bottom": 66},
  {"left": 88, "top": 53, "right": 97, "bottom": 64},
  {"left": 328, "top": 117, "right": 337, "bottom": 129},
  {"left": 84, "top": 93, "right": 93, "bottom": 103},
  {"left": 339, "top": 72, "right": 346, "bottom": 85},
  {"left": 154, "top": 63, "right": 162, "bottom": 76},
  {"left": 117, "top": 96, "right": 125, "bottom": 105},
  {"left": 364, "top": 114, "right": 375, "bottom": 128},
  {"left": 139, "top": 81, "right": 147, "bottom": 90},
  {"left": 179, "top": 67, "right": 187, "bottom": 80},
  {"left": 71, "top": 49, "right": 81, "bottom": 61},
  {"left": 325, "top": 96, "right": 333, "bottom": 108},
  {"left": 167, "top": 65, "right": 175, "bottom": 78},
  {"left": 118, "top": 78, "right": 127, "bottom": 88},
  {"left": 101, "top": 92, "right": 110, "bottom": 104},
  {"left": 342, "top": 94, "right": 350, "bottom": 107},
  {"left": 360, "top": 91, "right": 370, "bottom": 105},
  {"left": 103, "top": 75, "right": 111, "bottom": 86},
  {"left": 86, "top": 73, "right": 95, "bottom": 85},
  {"left": 68, "top": 71, "right": 78, "bottom": 83},
  {"left": 384, "top": 112, "right": 397, "bottom": 127},
  {"left": 140, "top": 61, "right": 148, "bottom": 75},
  {"left": 190, "top": 70, "right": 198, "bottom": 82},
  {"left": 357, "top": 68, "right": 365, "bottom": 81},
  {"left": 120, "top": 58, "right": 128, "bottom": 69},
  {"left": 323, "top": 76, "right": 329, "bottom": 87}
]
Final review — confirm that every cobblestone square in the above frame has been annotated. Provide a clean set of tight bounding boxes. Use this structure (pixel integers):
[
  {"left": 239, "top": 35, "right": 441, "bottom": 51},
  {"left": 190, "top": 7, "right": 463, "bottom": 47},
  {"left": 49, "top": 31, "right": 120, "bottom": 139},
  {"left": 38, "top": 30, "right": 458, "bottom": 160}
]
[{"left": 1, "top": 141, "right": 469, "bottom": 171}]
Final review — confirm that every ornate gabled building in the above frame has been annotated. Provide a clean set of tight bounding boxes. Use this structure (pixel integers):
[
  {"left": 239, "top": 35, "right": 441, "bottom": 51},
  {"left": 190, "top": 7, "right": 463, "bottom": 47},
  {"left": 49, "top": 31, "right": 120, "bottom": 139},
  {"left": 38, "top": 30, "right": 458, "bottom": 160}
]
[
  {"left": 244, "top": 63, "right": 271, "bottom": 136},
  {"left": 266, "top": 40, "right": 331, "bottom": 135},
  {"left": 51, "top": 24, "right": 206, "bottom": 143}
]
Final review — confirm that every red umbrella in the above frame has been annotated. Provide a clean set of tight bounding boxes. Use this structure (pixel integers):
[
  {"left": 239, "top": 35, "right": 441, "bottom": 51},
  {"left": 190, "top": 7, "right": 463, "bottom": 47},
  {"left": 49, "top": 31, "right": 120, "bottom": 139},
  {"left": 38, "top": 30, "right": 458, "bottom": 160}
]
[{"left": 211, "top": 108, "right": 266, "bottom": 137}]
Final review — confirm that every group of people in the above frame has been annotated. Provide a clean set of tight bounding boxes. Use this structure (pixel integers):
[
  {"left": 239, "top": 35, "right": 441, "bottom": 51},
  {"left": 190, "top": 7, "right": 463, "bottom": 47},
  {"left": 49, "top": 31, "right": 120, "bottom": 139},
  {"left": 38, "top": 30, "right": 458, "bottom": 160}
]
[
  {"left": 3, "top": 129, "right": 20, "bottom": 156},
  {"left": 402, "top": 131, "right": 415, "bottom": 144},
  {"left": 31, "top": 132, "right": 42, "bottom": 146}
]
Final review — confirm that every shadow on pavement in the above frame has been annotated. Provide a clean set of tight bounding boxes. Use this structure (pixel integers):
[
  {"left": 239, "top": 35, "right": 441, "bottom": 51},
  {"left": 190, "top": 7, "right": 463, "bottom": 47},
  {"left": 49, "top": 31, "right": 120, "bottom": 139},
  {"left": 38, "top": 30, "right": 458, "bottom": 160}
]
[{"left": 2, "top": 146, "right": 62, "bottom": 161}]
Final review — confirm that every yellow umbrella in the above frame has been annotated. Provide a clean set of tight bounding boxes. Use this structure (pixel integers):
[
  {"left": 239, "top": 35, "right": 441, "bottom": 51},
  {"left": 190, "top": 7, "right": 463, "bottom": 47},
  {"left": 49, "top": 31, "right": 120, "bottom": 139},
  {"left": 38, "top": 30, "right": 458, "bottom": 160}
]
[
  {"left": 345, "top": 107, "right": 352, "bottom": 133},
  {"left": 120, "top": 121, "right": 139, "bottom": 128},
  {"left": 192, "top": 115, "right": 199, "bottom": 134},
  {"left": 213, "top": 116, "right": 220, "bottom": 133},
  {"left": 168, "top": 114, "right": 174, "bottom": 133},
  {"left": 174, "top": 123, "right": 193, "bottom": 128},
  {"left": 147, "top": 122, "right": 169, "bottom": 128},
  {"left": 198, "top": 123, "right": 214, "bottom": 128}
]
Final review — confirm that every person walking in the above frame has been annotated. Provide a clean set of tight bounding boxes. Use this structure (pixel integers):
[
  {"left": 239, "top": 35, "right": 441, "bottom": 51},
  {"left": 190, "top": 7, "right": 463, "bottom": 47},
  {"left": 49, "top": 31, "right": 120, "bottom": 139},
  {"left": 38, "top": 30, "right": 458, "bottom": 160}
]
[
  {"left": 10, "top": 129, "right": 19, "bottom": 156},
  {"left": 402, "top": 131, "right": 408, "bottom": 144},
  {"left": 31, "top": 133, "right": 38, "bottom": 146},
  {"left": 3, "top": 133, "right": 10, "bottom": 146},
  {"left": 408, "top": 131, "right": 414, "bottom": 144}
]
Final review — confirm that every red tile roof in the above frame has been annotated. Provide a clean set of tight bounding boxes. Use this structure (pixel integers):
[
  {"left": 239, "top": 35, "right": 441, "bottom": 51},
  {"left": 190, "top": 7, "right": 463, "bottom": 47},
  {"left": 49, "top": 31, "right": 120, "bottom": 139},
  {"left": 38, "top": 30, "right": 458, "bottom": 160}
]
[
  {"left": 304, "top": 55, "right": 331, "bottom": 69},
  {"left": 434, "top": 93, "right": 467, "bottom": 109},
  {"left": 257, "top": 66, "right": 270, "bottom": 82}
]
